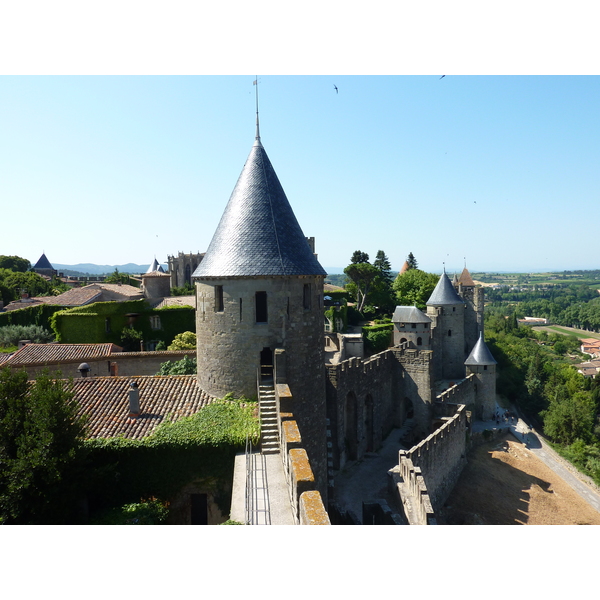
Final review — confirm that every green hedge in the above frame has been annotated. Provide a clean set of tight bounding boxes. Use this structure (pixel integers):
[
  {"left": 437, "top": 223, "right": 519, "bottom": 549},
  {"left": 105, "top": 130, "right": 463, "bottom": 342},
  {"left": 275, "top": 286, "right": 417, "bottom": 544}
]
[
  {"left": 0, "top": 304, "right": 64, "bottom": 330},
  {"left": 325, "top": 290, "right": 351, "bottom": 302},
  {"left": 362, "top": 323, "right": 393, "bottom": 354}
]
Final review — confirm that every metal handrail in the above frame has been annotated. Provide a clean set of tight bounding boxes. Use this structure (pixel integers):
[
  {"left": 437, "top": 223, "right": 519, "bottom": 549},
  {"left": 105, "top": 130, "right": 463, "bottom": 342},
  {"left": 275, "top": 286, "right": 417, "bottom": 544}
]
[{"left": 244, "top": 379, "right": 273, "bottom": 525}]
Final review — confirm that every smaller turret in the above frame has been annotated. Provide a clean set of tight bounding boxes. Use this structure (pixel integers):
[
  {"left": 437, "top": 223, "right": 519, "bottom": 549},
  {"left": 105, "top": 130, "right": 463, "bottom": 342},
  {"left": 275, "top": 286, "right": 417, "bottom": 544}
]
[{"left": 465, "top": 332, "right": 497, "bottom": 420}]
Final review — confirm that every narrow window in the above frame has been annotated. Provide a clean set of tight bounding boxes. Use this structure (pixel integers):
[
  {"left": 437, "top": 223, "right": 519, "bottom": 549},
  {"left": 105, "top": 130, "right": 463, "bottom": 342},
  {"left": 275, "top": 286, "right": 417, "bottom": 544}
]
[
  {"left": 287, "top": 297, "right": 290, "bottom": 318},
  {"left": 239, "top": 298, "right": 243, "bottom": 321},
  {"left": 448, "top": 329, "right": 452, "bottom": 337},
  {"left": 484, "top": 365, "right": 488, "bottom": 370},
  {"left": 150, "top": 315, "right": 161, "bottom": 330},
  {"left": 417, "top": 337, "right": 422, "bottom": 346},
  {"left": 256, "top": 291, "right": 268, "bottom": 323},
  {"left": 303, "top": 283, "right": 312, "bottom": 310},
  {"left": 215, "top": 285, "right": 224, "bottom": 312},
  {"left": 411, "top": 323, "right": 416, "bottom": 329},
  {"left": 105, "top": 318, "right": 111, "bottom": 333}
]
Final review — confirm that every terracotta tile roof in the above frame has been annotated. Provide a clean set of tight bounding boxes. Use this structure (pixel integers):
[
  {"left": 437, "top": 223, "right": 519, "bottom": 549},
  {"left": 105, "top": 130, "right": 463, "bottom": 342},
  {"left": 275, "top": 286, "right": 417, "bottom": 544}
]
[
  {"left": 71, "top": 375, "right": 214, "bottom": 439},
  {"left": 7, "top": 343, "right": 122, "bottom": 366},
  {"left": 49, "top": 286, "right": 104, "bottom": 306},
  {"left": 2, "top": 296, "right": 59, "bottom": 311},
  {"left": 457, "top": 268, "right": 476, "bottom": 287},
  {"left": 149, "top": 296, "right": 195, "bottom": 309},
  {"left": 94, "top": 283, "right": 143, "bottom": 297},
  {"left": 0, "top": 353, "right": 13, "bottom": 365}
]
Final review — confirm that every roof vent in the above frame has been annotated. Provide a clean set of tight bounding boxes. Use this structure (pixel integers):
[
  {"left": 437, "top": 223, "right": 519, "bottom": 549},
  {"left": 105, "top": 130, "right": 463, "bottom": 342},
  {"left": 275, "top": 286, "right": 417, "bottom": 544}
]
[
  {"left": 128, "top": 381, "right": 141, "bottom": 417},
  {"left": 78, "top": 362, "right": 91, "bottom": 377}
]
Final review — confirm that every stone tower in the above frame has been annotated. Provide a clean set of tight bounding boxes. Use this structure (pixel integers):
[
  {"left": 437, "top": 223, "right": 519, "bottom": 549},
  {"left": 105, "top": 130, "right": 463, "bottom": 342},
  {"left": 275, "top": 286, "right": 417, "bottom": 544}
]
[
  {"left": 465, "top": 332, "right": 497, "bottom": 420},
  {"left": 455, "top": 266, "right": 484, "bottom": 354},
  {"left": 193, "top": 128, "right": 328, "bottom": 495},
  {"left": 426, "top": 271, "right": 466, "bottom": 381}
]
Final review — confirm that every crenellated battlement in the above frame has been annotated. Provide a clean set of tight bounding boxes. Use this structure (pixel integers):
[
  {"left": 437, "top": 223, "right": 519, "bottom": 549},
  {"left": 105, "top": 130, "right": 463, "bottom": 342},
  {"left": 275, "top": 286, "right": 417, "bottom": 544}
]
[
  {"left": 436, "top": 373, "right": 476, "bottom": 404},
  {"left": 396, "top": 404, "right": 468, "bottom": 513}
]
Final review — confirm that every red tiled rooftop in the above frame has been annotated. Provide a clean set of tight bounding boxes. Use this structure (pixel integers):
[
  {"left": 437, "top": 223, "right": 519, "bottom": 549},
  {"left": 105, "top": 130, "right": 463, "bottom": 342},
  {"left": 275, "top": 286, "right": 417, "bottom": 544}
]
[
  {"left": 72, "top": 375, "right": 214, "bottom": 439},
  {"left": 7, "top": 343, "right": 122, "bottom": 366}
]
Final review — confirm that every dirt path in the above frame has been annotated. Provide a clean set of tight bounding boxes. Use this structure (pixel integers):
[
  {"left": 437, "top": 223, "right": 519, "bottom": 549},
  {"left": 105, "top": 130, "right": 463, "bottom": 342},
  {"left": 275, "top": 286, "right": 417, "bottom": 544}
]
[{"left": 440, "top": 431, "right": 600, "bottom": 525}]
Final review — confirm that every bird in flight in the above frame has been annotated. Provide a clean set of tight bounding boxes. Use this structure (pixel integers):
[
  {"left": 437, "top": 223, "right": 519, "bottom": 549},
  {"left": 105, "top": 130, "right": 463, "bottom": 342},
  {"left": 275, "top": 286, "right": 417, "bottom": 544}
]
[
  {"left": 333, "top": 84, "right": 338, "bottom": 94},
  {"left": 439, "top": 75, "right": 445, "bottom": 80}
]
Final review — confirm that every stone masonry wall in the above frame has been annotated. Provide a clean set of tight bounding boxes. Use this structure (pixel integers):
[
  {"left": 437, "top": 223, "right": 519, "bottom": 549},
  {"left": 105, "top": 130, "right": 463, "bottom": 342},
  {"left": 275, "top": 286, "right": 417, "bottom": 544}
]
[
  {"left": 276, "top": 381, "right": 330, "bottom": 525},
  {"left": 196, "top": 276, "right": 327, "bottom": 499},
  {"left": 325, "top": 350, "right": 396, "bottom": 470},
  {"left": 12, "top": 350, "right": 196, "bottom": 379},
  {"left": 402, "top": 404, "right": 468, "bottom": 512}
]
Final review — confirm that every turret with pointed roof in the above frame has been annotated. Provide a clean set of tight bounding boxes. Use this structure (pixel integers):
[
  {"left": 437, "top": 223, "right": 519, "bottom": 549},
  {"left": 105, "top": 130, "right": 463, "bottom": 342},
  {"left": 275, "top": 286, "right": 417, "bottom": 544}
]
[
  {"left": 32, "top": 253, "right": 57, "bottom": 278},
  {"left": 465, "top": 332, "right": 497, "bottom": 366},
  {"left": 457, "top": 267, "right": 475, "bottom": 287},
  {"left": 194, "top": 129, "right": 327, "bottom": 498},
  {"left": 426, "top": 270, "right": 466, "bottom": 380},
  {"left": 465, "top": 332, "right": 497, "bottom": 420},
  {"left": 426, "top": 271, "right": 464, "bottom": 306},
  {"left": 193, "top": 138, "right": 325, "bottom": 279}
]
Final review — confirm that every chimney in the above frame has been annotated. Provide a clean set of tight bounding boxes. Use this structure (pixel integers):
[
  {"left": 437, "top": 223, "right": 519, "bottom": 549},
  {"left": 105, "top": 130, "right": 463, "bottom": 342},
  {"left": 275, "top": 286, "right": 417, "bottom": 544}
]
[
  {"left": 78, "top": 362, "right": 91, "bottom": 377},
  {"left": 128, "top": 381, "right": 141, "bottom": 417},
  {"left": 18, "top": 340, "right": 31, "bottom": 349}
]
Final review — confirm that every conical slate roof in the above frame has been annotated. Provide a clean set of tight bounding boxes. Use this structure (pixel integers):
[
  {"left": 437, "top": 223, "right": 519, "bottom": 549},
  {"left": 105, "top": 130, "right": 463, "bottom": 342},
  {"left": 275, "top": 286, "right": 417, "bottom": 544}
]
[
  {"left": 193, "top": 139, "right": 326, "bottom": 278},
  {"left": 465, "top": 332, "right": 497, "bottom": 365},
  {"left": 147, "top": 258, "right": 164, "bottom": 273},
  {"left": 426, "top": 272, "right": 464, "bottom": 305},
  {"left": 34, "top": 253, "right": 53, "bottom": 270}
]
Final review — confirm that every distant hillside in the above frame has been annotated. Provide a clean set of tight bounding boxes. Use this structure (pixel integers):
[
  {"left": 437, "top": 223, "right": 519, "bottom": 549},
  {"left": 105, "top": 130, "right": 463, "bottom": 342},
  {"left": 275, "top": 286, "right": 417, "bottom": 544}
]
[{"left": 53, "top": 263, "right": 166, "bottom": 276}]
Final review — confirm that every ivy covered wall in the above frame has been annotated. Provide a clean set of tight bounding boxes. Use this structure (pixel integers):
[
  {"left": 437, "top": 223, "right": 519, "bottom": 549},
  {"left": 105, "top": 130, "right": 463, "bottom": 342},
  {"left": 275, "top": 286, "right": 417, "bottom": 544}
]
[{"left": 50, "top": 300, "right": 195, "bottom": 347}]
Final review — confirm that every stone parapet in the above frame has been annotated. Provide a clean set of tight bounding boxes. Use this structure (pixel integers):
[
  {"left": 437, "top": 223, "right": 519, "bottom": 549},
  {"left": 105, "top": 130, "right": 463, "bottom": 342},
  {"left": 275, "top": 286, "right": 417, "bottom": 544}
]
[
  {"left": 400, "top": 404, "right": 468, "bottom": 513},
  {"left": 274, "top": 373, "right": 330, "bottom": 525},
  {"left": 299, "top": 491, "right": 331, "bottom": 525},
  {"left": 393, "top": 456, "right": 437, "bottom": 525}
]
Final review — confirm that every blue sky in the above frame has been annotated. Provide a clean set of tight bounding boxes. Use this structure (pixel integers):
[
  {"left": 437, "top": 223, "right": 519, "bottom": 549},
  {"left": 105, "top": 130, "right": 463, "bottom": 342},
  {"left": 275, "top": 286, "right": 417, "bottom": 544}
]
[{"left": 2, "top": 74, "right": 599, "bottom": 275}]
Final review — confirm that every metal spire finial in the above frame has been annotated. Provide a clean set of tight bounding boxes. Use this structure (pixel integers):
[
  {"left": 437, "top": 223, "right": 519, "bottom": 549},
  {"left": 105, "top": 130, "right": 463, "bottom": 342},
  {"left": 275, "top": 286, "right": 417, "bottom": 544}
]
[{"left": 253, "top": 76, "right": 261, "bottom": 143}]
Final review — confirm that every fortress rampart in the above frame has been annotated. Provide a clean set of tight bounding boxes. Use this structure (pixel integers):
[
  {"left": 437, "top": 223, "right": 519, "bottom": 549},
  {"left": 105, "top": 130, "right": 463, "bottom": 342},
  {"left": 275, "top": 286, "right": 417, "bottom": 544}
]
[
  {"left": 276, "top": 381, "right": 330, "bottom": 525},
  {"left": 397, "top": 403, "right": 468, "bottom": 515}
]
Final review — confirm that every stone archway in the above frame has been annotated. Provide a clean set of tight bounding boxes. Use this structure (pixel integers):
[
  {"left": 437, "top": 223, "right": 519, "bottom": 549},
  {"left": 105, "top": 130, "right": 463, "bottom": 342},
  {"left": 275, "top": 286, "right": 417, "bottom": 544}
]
[{"left": 344, "top": 391, "right": 358, "bottom": 461}]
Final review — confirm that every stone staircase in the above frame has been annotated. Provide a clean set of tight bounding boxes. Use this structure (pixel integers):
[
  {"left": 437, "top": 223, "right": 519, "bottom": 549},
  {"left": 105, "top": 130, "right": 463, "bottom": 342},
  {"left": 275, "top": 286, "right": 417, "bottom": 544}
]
[{"left": 259, "top": 383, "right": 279, "bottom": 454}]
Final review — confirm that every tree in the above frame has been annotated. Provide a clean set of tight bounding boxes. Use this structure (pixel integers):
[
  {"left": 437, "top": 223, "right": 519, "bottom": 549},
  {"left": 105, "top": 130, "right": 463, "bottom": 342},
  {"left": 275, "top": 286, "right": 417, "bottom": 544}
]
[
  {"left": 0, "top": 368, "right": 88, "bottom": 523},
  {"left": 350, "top": 250, "right": 370, "bottom": 264},
  {"left": 168, "top": 331, "right": 197, "bottom": 350},
  {"left": 392, "top": 269, "right": 439, "bottom": 310},
  {"left": 373, "top": 250, "right": 392, "bottom": 285},
  {"left": 1, "top": 271, "right": 52, "bottom": 301},
  {"left": 0, "top": 255, "right": 31, "bottom": 273},
  {"left": 157, "top": 355, "right": 197, "bottom": 375},
  {"left": 104, "top": 268, "right": 131, "bottom": 285},
  {"left": 344, "top": 262, "right": 380, "bottom": 312},
  {"left": 406, "top": 252, "right": 418, "bottom": 270},
  {"left": 0, "top": 324, "right": 54, "bottom": 348},
  {"left": 120, "top": 326, "right": 143, "bottom": 352}
]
